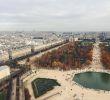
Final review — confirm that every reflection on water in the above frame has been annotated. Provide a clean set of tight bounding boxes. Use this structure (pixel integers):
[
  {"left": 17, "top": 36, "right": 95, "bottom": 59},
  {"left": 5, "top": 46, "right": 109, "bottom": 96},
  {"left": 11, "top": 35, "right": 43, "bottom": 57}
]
[{"left": 73, "top": 72, "right": 110, "bottom": 91}]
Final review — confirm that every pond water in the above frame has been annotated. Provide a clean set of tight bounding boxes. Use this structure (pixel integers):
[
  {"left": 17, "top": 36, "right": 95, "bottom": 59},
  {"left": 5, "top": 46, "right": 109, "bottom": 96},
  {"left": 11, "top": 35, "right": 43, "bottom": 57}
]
[
  {"left": 73, "top": 71, "right": 110, "bottom": 91},
  {"left": 32, "top": 78, "right": 60, "bottom": 98}
]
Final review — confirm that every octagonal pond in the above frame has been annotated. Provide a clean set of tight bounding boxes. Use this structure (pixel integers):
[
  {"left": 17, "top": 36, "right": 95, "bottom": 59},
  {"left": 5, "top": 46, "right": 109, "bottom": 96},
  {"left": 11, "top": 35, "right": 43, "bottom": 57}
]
[
  {"left": 32, "top": 78, "right": 60, "bottom": 98},
  {"left": 73, "top": 71, "right": 110, "bottom": 91}
]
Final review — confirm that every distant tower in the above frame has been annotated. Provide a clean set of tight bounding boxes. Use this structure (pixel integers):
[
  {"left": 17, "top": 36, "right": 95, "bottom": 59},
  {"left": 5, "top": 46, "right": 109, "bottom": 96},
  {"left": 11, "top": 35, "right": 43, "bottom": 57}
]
[
  {"left": 72, "top": 35, "right": 75, "bottom": 42},
  {"left": 103, "top": 32, "right": 106, "bottom": 40},
  {"left": 8, "top": 49, "right": 12, "bottom": 60},
  {"left": 83, "top": 33, "right": 87, "bottom": 39}
]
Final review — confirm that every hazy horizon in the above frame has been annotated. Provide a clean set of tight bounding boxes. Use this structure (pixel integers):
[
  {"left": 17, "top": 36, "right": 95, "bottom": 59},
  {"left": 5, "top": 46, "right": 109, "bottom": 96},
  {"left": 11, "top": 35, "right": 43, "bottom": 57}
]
[{"left": 0, "top": 0, "right": 110, "bottom": 31}]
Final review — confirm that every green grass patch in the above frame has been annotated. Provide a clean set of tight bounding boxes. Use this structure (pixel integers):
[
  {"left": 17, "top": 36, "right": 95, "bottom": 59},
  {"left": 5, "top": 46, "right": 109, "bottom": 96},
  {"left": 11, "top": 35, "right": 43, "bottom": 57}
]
[{"left": 79, "top": 41, "right": 94, "bottom": 46}]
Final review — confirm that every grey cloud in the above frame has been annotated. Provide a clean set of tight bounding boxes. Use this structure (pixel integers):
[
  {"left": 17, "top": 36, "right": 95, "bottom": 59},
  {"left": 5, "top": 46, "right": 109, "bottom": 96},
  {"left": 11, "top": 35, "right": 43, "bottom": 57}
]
[{"left": 0, "top": 0, "right": 110, "bottom": 31}]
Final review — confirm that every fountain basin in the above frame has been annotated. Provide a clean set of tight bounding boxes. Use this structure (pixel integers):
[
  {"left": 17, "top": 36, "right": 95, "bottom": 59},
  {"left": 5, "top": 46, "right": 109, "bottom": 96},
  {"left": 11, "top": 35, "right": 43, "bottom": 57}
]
[{"left": 73, "top": 71, "right": 110, "bottom": 91}]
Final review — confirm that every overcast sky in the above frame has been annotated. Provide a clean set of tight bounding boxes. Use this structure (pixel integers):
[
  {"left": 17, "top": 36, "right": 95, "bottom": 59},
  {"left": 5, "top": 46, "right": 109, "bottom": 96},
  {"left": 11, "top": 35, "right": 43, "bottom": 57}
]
[{"left": 0, "top": 0, "right": 110, "bottom": 31}]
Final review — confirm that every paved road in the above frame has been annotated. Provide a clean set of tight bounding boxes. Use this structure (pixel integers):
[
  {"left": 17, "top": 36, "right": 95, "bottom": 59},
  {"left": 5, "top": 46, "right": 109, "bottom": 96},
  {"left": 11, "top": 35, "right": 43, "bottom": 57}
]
[{"left": 89, "top": 42, "right": 104, "bottom": 69}]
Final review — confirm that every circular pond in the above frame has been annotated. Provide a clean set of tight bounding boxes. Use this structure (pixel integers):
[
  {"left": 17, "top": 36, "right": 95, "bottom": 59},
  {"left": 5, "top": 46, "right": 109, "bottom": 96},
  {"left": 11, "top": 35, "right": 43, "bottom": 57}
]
[{"left": 73, "top": 71, "right": 110, "bottom": 91}]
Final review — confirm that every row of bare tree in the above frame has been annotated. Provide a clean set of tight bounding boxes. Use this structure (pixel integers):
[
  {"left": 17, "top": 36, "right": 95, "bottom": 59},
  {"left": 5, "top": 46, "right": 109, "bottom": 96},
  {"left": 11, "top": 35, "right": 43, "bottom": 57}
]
[
  {"left": 32, "top": 42, "right": 93, "bottom": 70},
  {"left": 100, "top": 44, "right": 110, "bottom": 69}
]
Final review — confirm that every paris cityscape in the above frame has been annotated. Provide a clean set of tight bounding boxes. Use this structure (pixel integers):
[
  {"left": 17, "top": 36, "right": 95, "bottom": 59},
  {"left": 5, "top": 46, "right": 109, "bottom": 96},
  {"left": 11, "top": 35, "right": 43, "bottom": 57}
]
[{"left": 0, "top": 0, "right": 110, "bottom": 100}]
